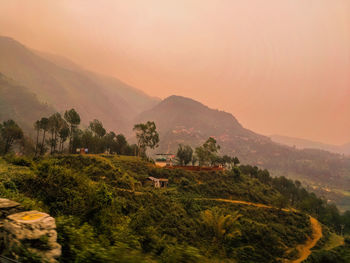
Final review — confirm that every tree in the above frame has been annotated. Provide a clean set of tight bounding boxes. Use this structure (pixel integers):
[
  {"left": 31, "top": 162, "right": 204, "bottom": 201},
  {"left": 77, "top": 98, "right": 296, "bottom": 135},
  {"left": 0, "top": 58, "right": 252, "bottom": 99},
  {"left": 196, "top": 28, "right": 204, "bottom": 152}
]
[
  {"left": 39, "top": 117, "right": 49, "bottom": 155},
  {"left": 89, "top": 119, "right": 106, "bottom": 138},
  {"left": 222, "top": 155, "right": 232, "bottom": 168},
  {"left": 203, "top": 137, "right": 220, "bottom": 153},
  {"left": 233, "top": 157, "right": 240, "bottom": 167},
  {"left": 48, "top": 112, "right": 65, "bottom": 154},
  {"left": 18, "top": 135, "right": 35, "bottom": 156},
  {"left": 176, "top": 144, "right": 193, "bottom": 166},
  {"left": 103, "top": 131, "right": 116, "bottom": 154},
  {"left": 195, "top": 137, "right": 220, "bottom": 166},
  {"left": 64, "top": 109, "right": 81, "bottom": 153},
  {"left": 191, "top": 155, "right": 198, "bottom": 166},
  {"left": 200, "top": 208, "right": 241, "bottom": 244},
  {"left": 34, "top": 120, "right": 41, "bottom": 156},
  {"left": 133, "top": 121, "right": 159, "bottom": 157},
  {"left": 195, "top": 146, "right": 208, "bottom": 166},
  {"left": 71, "top": 128, "right": 83, "bottom": 153},
  {"left": 115, "top": 134, "right": 128, "bottom": 154},
  {"left": 0, "top": 120, "right": 23, "bottom": 154},
  {"left": 81, "top": 129, "right": 94, "bottom": 152},
  {"left": 58, "top": 123, "right": 70, "bottom": 153}
]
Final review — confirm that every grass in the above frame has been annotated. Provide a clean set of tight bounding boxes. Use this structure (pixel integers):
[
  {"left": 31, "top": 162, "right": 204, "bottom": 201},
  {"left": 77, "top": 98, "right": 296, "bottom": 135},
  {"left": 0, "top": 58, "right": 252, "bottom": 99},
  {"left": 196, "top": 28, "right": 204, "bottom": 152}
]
[{"left": 323, "top": 233, "right": 344, "bottom": 251}]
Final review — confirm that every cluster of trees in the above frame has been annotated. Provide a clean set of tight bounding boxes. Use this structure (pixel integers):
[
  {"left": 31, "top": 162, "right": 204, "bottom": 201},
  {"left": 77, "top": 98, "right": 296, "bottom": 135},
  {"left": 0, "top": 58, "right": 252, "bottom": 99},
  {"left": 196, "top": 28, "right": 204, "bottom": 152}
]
[
  {"left": 239, "top": 164, "right": 350, "bottom": 234},
  {"left": 0, "top": 120, "right": 24, "bottom": 155},
  {"left": 33, "top": 110, "right": 74, "bottom": 155},
  {"left": 32, "top": 109, "right": 160, "bottom": 156},
  {"left": 175, "top": 137, "right": 239, "bottom": 167},
  {"left": 1, "top": 109, "right": 161, "bottom": 157}
]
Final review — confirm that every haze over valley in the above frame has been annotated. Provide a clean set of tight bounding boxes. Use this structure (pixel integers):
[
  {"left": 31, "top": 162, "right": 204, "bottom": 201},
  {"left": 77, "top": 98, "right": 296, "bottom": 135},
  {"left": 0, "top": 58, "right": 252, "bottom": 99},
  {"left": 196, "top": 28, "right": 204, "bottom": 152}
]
[{"left": 0, "top": 1, "right": 350, "bottom": 262}]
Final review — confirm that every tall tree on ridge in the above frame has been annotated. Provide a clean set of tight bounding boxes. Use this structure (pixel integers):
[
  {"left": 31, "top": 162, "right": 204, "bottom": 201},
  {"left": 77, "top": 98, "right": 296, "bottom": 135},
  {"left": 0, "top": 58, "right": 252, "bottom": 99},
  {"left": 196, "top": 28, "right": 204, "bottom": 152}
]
[
  {"left": 176, "top": 144, "right": 193, "bottom": 166},
  {"left": 39, "top": 117, "right": 49, "bottom": 155},
  {"left": 58, "top": 122, "right": 70, "bottom": 153},
  {"left": 133, "top": 121, "right": 159, "bottom": 157},
  {"left": 89, "top": 119, "right": 106, "bottom": 138},
  {"left": 48, "top": 112, "right": 63, "bottom": 154},
  {"left": 34, "top": 120, "right": 41, "bottom": 156},
  {"left": 64, "top": 109, "right": 81, "bottom": 153}
]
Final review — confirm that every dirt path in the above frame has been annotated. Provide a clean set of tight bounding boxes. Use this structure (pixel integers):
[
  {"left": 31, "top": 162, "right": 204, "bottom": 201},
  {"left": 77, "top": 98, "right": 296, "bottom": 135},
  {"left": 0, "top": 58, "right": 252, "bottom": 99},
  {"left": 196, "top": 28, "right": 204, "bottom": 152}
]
[
  {"left": 196, "top": 198, "right": 322, "bottom": 263},
  {"left": 115, "top": 188, "right": 143, "bottom": 195},
  {"left": 291, "top": 216, "right": 322, "bottom": 263},
  {"left": 119, "top": 191, "right": 323, "bottom": 262},
  {"left": 195, "top": 198, "right": 292, "bottom": 212}
]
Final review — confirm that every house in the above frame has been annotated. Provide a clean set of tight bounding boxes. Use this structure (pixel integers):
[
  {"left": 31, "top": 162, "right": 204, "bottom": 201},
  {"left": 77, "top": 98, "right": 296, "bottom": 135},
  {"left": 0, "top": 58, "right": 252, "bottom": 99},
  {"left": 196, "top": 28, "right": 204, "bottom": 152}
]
[
  {"left": 155, "top": 153, "right": 175, "bottom": 167},
  {"left": 147, "top": 177, "right": 168, "bottom": 188}
]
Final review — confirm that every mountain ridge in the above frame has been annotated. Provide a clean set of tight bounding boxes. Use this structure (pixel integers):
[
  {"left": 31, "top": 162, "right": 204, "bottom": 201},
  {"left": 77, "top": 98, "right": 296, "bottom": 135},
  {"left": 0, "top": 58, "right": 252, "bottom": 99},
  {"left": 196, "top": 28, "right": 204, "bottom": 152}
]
[
  {"left": 270, "top": 134, "right": 350, "bottom": 155},
  {"left": 135, "top": 95, "right": 350, "bottom": 209},
  {"left": 0, "top": 36, "right": 159, "bottom": 133},
  {"left": 1, "top": 36, "right": 350, "bottom": 210}
]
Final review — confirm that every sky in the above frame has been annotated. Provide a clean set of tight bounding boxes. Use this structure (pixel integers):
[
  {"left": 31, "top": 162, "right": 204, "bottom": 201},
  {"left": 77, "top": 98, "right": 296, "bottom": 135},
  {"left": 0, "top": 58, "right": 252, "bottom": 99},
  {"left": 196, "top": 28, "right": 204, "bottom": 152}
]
[{"left": 0, "top": 0, "right": 349, "bottom": 145}]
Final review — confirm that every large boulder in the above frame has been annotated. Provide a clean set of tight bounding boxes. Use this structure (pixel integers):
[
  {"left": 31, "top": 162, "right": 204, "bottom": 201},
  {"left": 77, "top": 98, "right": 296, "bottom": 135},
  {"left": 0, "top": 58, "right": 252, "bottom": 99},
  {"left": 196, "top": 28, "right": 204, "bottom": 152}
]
[{"left": 1, "top": 210, "right": 61, "bottom": 262}]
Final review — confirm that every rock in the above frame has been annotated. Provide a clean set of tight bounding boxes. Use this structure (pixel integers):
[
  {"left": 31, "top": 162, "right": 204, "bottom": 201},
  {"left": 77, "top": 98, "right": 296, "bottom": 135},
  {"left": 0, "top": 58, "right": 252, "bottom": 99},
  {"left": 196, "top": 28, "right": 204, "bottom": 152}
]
[
  {"left": 0, "top": 198, "right": 20, "bottom": 209},
  {"left": 1, "top": 210, "right": 61, "bottom": 262},
  {"left": 0, "top": 198, "right": 24, "bottom": 220}
]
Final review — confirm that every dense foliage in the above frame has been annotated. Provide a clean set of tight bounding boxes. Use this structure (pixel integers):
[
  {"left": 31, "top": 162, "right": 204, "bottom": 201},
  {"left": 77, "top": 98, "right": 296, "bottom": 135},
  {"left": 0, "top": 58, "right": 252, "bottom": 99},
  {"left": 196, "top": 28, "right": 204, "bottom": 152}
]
[{"left": 0, "top": 155, "right": 349, "bottom": 262}]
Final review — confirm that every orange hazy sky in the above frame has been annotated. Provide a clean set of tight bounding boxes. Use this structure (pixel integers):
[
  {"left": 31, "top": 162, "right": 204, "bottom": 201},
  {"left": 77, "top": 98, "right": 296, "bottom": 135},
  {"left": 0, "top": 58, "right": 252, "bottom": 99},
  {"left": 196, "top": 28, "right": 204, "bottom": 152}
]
[{"left": 0, "top": 0, "right": 349, "bottom": 144}]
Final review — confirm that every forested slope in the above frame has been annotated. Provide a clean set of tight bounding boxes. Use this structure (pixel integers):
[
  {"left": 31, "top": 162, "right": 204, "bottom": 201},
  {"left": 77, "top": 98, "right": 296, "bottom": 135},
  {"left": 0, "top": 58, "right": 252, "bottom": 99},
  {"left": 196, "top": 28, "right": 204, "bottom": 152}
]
[
  {"left": 0, "top": 155, "right": 349, "bottom": 262},
  {"left": 136, "top": 96, "right": 350, "bottom": 209}
]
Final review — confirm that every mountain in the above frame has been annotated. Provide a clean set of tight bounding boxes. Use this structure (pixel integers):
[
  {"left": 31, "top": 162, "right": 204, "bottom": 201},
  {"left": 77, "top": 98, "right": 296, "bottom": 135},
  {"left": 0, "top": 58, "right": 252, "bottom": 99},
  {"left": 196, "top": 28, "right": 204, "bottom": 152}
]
[
  {"left": 0, "top": 73, "right": 55, "bottom": 134},
  {"left": 34, "top": 50, "right": 160, "bottom": 117},
  {"left": 136, "top": 95, "right": 269, "bottom": 153},
  {"left": 0, "top": 36, "right": 159, "bottom": 133},
  {"left": 270, "top": 134, "right": 350, "bottom": 156},
  {"left": 136, "top": 95, "right": 350, "bottom": 209}
]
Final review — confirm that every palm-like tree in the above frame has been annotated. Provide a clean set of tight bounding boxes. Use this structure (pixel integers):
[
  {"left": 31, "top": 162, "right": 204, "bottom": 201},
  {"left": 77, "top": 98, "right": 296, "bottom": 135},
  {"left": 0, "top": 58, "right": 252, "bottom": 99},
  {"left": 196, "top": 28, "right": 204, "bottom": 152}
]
[
  {"left": 201, "top": 209, "right": 241, "bottom": 242},
  {"left": 64, "top": 109, "right": 81, "bottom": 153}
]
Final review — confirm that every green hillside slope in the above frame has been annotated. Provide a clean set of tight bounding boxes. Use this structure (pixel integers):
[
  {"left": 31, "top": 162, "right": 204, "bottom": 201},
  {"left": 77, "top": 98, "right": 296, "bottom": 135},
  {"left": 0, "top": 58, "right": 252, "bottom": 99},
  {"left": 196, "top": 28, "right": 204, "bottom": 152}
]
[
  {"left": 135, "top": 96, "right": 350, "bottom": 209},
  {"left": 0, "top": 155, "right": 349, "bottom": 262}
]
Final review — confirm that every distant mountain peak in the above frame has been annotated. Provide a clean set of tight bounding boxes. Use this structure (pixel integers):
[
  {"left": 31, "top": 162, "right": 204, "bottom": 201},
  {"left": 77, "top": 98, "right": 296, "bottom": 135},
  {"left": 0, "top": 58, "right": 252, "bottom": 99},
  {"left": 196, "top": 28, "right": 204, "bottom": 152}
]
[
  {"left": 0, "top": 36, "right": 159, "bottom": 133},
  {"left": 163, "top": 95, "right": 202, "bottom": 103},
  {"left": 0, "top": 36, "right": 30, "bottom": 53}
]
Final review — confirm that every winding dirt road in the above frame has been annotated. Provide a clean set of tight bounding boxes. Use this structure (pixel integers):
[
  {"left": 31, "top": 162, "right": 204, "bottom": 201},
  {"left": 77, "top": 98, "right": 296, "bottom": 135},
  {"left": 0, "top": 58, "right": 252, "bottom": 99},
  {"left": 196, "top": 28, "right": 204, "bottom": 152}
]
[
  {"left": 118, "top": 191, "right": 323, "bottom": 262},
  {"left": 291, "top": 216, "right": 322, "bottom": 263},
  {"left": 196, "top": 198, "right": 323, "bottom": 263}
]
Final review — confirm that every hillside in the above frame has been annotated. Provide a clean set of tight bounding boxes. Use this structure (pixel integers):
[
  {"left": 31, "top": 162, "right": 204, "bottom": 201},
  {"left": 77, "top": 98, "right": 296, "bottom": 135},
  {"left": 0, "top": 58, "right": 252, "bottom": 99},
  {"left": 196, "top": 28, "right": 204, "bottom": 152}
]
[
  {"left": 0, "top": 73, "right": 55, "bottom": 134},
  {"left": 0, "top": 154, "right": 349, "bottom": 262},
  {"left": 0, "top": 36, "right": 159, "bottom": 133},
  {"left": 135, "top": 95, "right": 268, "bottom": 152},
  {"left": 136, "top": 96, "right": 350, "bottom": 209},
  {"left": 270, "top": 135, "right": 350, "bottom": 156}
]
